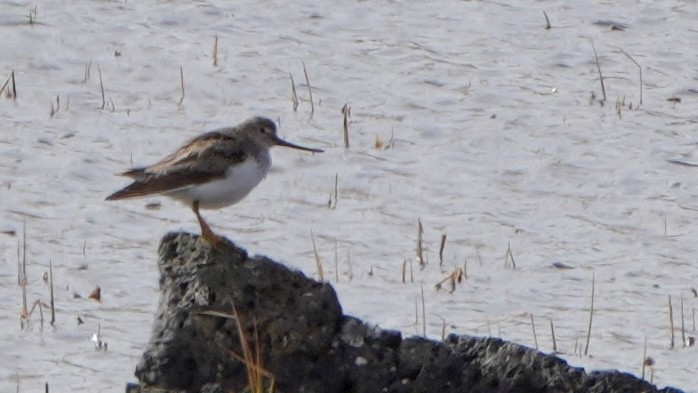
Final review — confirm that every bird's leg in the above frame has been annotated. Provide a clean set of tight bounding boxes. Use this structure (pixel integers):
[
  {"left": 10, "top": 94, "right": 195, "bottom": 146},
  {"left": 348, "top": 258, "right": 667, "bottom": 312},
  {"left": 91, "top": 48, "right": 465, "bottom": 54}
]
[{"left": 192, "top": 201, "right": 224, "bottom": 248}]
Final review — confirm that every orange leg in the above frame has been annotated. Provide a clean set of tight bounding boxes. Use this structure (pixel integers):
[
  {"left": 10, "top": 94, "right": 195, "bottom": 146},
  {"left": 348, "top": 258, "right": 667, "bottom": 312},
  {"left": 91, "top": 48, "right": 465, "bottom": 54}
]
[{"left": 192, "top": 201, "right": 224, "bottom": 248}]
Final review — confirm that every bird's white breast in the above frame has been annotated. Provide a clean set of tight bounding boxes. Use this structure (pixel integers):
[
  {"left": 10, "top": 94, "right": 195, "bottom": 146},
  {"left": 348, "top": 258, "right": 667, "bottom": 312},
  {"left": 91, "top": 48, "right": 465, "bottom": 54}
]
[{"left": 167, "top": 153, "right": 271, "bottom": 209}]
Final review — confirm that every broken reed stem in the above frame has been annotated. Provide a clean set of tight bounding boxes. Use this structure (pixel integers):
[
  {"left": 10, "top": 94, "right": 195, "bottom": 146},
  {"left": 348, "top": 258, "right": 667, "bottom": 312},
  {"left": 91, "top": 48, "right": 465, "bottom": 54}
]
[
  {"left": 10, "top": 70, "right": 16, "bottom": 98},
  {"left": 0, "top": 72, "right": 10, "bottom": 97},
  {"left": 20, "top": 222, "right": 28, "bottom": 323},
  {"left": 669, "top": 295, "right": 675, "bottom": 349},
  {"left": 333, "top": 173, "right": 338, "bottom": 208},
  {"left": 290, "top": 73, "right": 299, "bottom": 111},
  {"left": 641, "top": 336, "right": 647, "bottom": 380},
  {"left": 178, "top": 66, "right": 185, "bottom": 106},
  {"left": 84, "top": 61, "right": 92, "bottom": 83},
  {"left": 302, "top": 61, "right": 314, "bottom": 115},
  {"left": 311, "top": 231, "right": 324, "bottom": 281},
  {"left": 401, "top": 259, "right": 407, "bottom": 283},
  {"left": 543, "top": 11, "right": 551, "bottom": 29},
  {"left": 584, "top": 272, "right": 595, "bottom": 356},
  {"left": 1, "top": 70, "right": 17, "bottom": 99},
  {"left": 434, "top": 270, "right": 458, "bottom": 292},
  {"left": 619, "top": 48, "right": 643, "bottom": 106},
  {"left": 36, "top": 300, "right": 44, "bottom": 329},
  {"left": 505, "top": 241, "right": 516, "bottom": 269},
  {"left": 591, "top": 41, "right": 606, "bottom": 102},
  {"left": 97, "top": 65, "right": 105, "bottom": 109},
  {"left": 409, "top": 258, "right": 414, "bottom": 283},
  {"left": 420, "top": 282, "right": 426, "bottom": 336},
  {"left": 341, "top": 103, "right": 351, "bottom": 149},
  {"left": 438, "top": 234, "right": 447, "bottom": 266},
  {"left": 681, "top": 294, "right": 685, "bottom": 346},
  {"left": 212, "top": 35, "right": 218, "bottom": 67},
  {"left": 334, "top": 241, "right": 339, "bottom": 282},
  {"left": 574, "top": 337, "right": 579, "bottom": 357},
  {"left": 550, "top": 320, "right": 557, "bottom": 352},
  {"left": 530, "top": 313, "right": 538, "bottom": 350},
  {"left": 49, "top": 259, "right": 55, "bottom": 326},
  {"left": 416, "top": 219, "right": 425, "bottom": 269}
]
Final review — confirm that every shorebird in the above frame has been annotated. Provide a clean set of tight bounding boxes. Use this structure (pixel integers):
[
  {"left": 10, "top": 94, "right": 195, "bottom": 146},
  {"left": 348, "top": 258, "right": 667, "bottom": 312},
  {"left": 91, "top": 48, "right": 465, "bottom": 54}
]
[{"left": 106, "top": 116, "right": 323, "bottom": 246}]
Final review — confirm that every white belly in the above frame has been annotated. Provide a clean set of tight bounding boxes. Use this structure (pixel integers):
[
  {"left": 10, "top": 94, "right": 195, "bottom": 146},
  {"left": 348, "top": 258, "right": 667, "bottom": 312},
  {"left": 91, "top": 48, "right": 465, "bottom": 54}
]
[{"left": 165, "top": 157, "right": 269, "bottom": 209}]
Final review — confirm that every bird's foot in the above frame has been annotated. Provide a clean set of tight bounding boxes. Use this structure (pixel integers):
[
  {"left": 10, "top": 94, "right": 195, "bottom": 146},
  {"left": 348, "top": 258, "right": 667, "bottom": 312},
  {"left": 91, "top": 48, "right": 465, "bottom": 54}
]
[{"left": 200, "top": 229, "right": 226, "bottom": 249}]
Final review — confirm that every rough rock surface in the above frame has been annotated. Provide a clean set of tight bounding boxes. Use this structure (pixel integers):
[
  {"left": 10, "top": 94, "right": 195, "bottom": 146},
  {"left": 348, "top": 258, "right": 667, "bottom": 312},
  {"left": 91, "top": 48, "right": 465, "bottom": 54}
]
[{"left": 126, "top": 232, "right": 684, "bottom": 393}]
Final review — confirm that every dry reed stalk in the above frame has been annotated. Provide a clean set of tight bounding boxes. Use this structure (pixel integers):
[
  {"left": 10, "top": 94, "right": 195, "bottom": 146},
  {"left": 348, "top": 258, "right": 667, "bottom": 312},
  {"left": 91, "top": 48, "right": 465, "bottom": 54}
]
[
  {"left": 505, "top": 241, "right": 516, "bottom": 269},
  {"left": 584, "top": 272, "right": 595, "bottom": 356},
  {"left": 438, "top": 316, "right": 446, "bottom": 340},
  {"left": 619, "top": 48, "right": 643, "bottom": 106},
  {"left": 374, "top": 134, "right": 384, "bottom": 150},
  {"left": 681, "top": 295, "right": 685, "bottom": 346},
  {"left": 669, "top": 295, "right": 675, "bottom": 349},
  {"left": 290, "top": 73, "right": 299, "bottom": 111},
  {"left": 641, "top": 336, "right": 647, "bottom": 381},
  {"left": 409, "top": 258, "right": 414, "bottom": 283},
  {"left": 1, "top": 70, "right": 17, "bottom": 99},
  {"left": 591, "top": 41, "right": 606, "bottom": 102},
  {"left": 438, "top": 234, "right": 446, "bottom": 266},
  {"left": 434, "top": 268, "right": 463, "bottom": 293},
  {"left": 311, "top": 231, "right": 323, "bottom": 281},
  {"left": 19, "top": 224, "right": 28, "bottom": 326},
  {"left": 198, "top": 306, "right": 276, "bottom": 392},
  {"left": 530, "top": 313, "right": 538, "bottom": 350},
  {"left": 178, "top": 66, "right": 185, "bottom": 105},
  {"left": 550, "top": 320, "right": 557, "bottom": 352},
  {"left": 329, "top": 173, "right": 338, "bottom": 209},
  {"left": 231, "top": 307, "right": 275, "bottom": 392},
  {"left": 212, "top": 35, "right": 218, "bottom": 67},
  {"left": 84, "top": 61, "right": 92, "bottom": 83},
  {"left": 302, "top": 61, "right": 314, "bottom": 115},
  {"left": 420, "top": 282, "right": 426, "bottom": 336},
  {"left": 11, "top": 70, "right": 16, "bottom": 98},
  {"left": 27, "top": 5, "right": 37, "bottom": 25},
  {"left": 97, "top": 65, "right": 105, "bottom": 109},
  {"left": 341, "top": 103, "right": 350, "bottom": 148},
  {"left": 49, "top": 259, "right": 55, "bottom": 326},
  {"left": 416, "top": 219, "right": 425, "bottom": 269},
  {"left": 334, "top": 241, "right": 339, "bottom": 282},
  {"left": 401, "top": 259, "right": 407, "bottom": 283}
]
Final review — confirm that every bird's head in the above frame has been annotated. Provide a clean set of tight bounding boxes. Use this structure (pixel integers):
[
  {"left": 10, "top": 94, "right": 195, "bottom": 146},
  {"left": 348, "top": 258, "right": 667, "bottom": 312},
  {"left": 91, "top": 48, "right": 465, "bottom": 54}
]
[{"left": 243, "top": 116, "right": 323, "bottom": 153}]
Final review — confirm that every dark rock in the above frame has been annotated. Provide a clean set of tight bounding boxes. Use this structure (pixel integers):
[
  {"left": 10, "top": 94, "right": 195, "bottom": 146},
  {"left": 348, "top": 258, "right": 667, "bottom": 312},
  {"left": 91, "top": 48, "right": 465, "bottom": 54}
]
[{"left": 126, "top": 232, "right": 685, "bottom": 393}]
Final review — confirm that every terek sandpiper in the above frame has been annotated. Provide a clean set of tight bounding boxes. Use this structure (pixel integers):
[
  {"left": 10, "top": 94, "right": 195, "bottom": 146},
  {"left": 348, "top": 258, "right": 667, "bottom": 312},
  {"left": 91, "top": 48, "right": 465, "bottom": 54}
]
[{"left": 106, "top": 116, "right": 323, "bottom": 245}]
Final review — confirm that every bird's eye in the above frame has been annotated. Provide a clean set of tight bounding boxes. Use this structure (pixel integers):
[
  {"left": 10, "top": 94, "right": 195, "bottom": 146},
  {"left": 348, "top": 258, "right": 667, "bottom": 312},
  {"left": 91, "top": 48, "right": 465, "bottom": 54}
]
[{"left": 259, "top": 128, "right": 265, "bottom": 133}]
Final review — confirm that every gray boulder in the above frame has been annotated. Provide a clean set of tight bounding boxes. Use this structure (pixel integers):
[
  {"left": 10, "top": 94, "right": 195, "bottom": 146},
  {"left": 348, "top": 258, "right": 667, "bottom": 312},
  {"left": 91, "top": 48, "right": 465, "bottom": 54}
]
[{"left": 126, "top": 232, "right": 684, "bottom": 393}]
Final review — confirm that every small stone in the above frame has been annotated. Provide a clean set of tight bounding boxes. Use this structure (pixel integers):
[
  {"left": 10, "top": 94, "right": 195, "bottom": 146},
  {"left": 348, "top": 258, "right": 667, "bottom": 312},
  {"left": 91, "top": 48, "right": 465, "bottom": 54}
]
[{"left": 355, "top": 356, "right": 368, "bottom": 366}]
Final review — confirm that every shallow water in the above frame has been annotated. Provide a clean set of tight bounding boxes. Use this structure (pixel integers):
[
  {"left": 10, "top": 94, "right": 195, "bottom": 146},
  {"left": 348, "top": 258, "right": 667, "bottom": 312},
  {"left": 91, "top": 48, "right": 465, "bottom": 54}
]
[{"left": 1, "top": 0, "right": 698, "bottom": 391}]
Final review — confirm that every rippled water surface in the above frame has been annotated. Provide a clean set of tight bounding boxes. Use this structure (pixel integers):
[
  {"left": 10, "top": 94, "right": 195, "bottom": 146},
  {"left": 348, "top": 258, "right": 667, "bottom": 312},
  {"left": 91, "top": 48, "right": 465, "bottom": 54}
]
[{"left": 1, "top": 1, "right": 698, "bottom": 391}]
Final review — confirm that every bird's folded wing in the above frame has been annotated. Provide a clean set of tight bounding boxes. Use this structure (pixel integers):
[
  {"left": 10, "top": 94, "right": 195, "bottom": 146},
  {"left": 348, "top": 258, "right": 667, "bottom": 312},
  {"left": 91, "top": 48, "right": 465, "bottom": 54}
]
[{"left": 106, "top": 132, "right": 248, "bottom": 200}]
